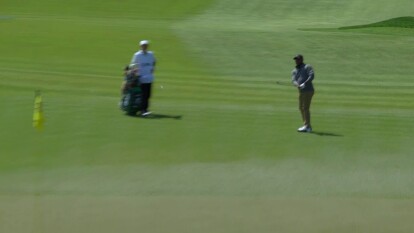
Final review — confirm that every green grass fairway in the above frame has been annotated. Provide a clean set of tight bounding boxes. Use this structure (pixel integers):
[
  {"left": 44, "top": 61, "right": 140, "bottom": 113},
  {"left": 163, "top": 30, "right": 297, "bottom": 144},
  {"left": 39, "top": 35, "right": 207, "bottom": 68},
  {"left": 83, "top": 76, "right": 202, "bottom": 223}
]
[{"left": 1, "top": 0, "right": 414, "bottom": 232}]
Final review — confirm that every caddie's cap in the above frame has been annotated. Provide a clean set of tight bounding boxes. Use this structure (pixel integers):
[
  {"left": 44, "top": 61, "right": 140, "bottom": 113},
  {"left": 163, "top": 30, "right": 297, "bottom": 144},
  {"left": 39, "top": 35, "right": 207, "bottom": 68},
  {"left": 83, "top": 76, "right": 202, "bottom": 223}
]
[
  {"left": 293, "top": 54, "right": 304, "bottom": 60},
  {"left": 140, "top": 40, "right": 149, "bottom": 46}
]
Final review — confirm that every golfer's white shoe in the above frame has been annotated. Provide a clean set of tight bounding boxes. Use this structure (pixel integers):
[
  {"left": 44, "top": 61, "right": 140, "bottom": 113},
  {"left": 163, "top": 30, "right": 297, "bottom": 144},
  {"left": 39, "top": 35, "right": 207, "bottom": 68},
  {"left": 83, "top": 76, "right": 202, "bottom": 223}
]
[
  {"left": 297, "top": 126, "right": 306, "bottom": 131},
  {"left": 298, "top": 126, "right": 312, "bottom": 133},
  {"left": 141, "top": 111, "right": 152, "bottom": 117}
]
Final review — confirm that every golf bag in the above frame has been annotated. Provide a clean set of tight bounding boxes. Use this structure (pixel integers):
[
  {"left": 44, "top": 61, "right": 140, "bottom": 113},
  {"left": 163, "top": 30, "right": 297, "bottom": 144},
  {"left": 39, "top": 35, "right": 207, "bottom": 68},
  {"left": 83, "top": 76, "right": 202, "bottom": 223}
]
[
  {"left": 120, "top": 64, "right": 142, "bottom": 115},
  {"left": 121, "top": 86, "right": 142, "bottom": 116}
]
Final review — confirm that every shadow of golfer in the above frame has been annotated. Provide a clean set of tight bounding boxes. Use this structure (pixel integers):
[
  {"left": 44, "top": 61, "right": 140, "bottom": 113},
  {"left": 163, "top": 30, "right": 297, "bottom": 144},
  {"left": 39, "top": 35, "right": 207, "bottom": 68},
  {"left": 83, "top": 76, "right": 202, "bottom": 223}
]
[
  {"left": 141, "top": 113, "right": 182, "bottom": 120},
  {"left": 311, "top": 131, "right": 343, "bottom": 137}
]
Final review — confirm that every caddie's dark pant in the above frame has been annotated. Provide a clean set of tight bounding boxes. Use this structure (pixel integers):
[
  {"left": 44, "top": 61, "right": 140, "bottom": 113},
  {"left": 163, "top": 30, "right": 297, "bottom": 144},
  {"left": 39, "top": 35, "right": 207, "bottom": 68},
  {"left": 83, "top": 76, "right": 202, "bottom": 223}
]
[
  {"left": 299, "top": 91, "right": 314, "bottom": 127},
  {"left": 141, "top": 83, "right": 152, "bottom": 112}
]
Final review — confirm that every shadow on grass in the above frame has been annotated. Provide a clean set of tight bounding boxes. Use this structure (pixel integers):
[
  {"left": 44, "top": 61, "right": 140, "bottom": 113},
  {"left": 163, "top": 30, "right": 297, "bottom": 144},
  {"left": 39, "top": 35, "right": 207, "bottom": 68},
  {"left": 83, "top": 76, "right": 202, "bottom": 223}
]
[
  {"left": 310, "top": 131, "right": 343, "bottom": 137},
  {"left": 299, "top": 17, "right": 414, "bottom": 33},
  {"left": 141, "top": 113, "right": 183, "bottom": 120},
  {"left": 339, "top": 16, "right": 414, "bottom": 30}
]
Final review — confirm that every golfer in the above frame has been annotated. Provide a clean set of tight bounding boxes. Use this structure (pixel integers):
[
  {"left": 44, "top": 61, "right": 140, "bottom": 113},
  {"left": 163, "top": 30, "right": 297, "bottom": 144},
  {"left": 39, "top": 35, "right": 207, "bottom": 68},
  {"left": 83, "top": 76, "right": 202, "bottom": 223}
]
[
  {"left": 291, "top": 54, "right": 315, "bottom": 133},
  {"left": 131, "top": 40, "right": 156, "bottom": 116}
]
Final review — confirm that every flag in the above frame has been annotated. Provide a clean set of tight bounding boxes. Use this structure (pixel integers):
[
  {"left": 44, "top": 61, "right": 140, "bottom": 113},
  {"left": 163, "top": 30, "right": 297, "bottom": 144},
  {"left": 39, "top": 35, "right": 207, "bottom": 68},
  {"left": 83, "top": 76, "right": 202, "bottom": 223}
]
[{"left": 33, "top": 90, "right": 44, "bottom": 130}]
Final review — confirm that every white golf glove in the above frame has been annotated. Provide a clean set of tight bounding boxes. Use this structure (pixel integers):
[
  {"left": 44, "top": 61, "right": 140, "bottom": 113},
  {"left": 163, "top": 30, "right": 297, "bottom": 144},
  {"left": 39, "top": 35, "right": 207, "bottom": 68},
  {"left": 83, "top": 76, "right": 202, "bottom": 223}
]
[{"left": 299, "top": 83, "right": 306, "bottom": 89}]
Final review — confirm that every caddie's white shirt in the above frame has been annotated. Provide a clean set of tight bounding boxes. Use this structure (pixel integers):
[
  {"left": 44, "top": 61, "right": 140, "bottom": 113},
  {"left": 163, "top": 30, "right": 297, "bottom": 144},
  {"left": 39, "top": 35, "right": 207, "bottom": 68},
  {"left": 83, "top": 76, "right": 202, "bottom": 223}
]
[{"left": 131, "top": 50, "right": 156, "bottom": 84}]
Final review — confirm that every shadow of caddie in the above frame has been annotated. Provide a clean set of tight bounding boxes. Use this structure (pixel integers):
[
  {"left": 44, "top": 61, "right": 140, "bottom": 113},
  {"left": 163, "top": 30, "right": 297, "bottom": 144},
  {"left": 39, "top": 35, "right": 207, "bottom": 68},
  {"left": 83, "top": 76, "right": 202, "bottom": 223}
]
[{"left": 141, "top": 113, "right": 182, "bottom": 120}]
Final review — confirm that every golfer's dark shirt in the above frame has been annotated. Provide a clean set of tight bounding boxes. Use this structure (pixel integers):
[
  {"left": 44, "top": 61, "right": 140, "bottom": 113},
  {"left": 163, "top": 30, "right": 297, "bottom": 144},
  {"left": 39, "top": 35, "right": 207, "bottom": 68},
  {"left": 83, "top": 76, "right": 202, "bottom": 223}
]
[{"left": 292, "top": 64, "right": 315, "bottom": 93}]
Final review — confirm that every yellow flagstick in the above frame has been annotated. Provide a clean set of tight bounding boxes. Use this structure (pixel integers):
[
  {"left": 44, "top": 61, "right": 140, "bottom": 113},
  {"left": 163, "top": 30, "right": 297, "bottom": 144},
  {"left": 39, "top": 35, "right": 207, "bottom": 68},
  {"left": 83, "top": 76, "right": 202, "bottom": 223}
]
[{"left": 33, "top": 90, "right": 44, "bottom": 130}]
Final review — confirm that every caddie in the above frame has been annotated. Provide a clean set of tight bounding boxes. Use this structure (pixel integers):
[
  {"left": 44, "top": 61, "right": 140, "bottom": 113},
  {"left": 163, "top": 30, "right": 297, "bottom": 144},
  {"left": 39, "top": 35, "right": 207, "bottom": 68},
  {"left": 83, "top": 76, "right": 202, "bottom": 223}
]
[{"left": 131, "top": 40, "right": 156, "bottom": 116}]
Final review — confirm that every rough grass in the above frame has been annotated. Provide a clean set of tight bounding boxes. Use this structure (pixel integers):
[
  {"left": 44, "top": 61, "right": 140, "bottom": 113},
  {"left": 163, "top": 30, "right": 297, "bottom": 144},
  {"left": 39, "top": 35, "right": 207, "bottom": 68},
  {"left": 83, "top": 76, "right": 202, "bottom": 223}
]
[{"left": 2, "top": 195, "right": 414, "bottom": 233}]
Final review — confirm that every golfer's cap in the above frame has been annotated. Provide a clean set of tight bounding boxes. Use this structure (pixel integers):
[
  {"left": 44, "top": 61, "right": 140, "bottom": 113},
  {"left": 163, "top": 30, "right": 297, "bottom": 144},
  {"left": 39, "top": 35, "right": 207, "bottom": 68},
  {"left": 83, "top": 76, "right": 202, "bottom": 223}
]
[
  {"left": 293, "top": 54, "right": 304, "bottom": 60},
  {"left": 140, "top": 40, "right": 149, "bottom": 46}
]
